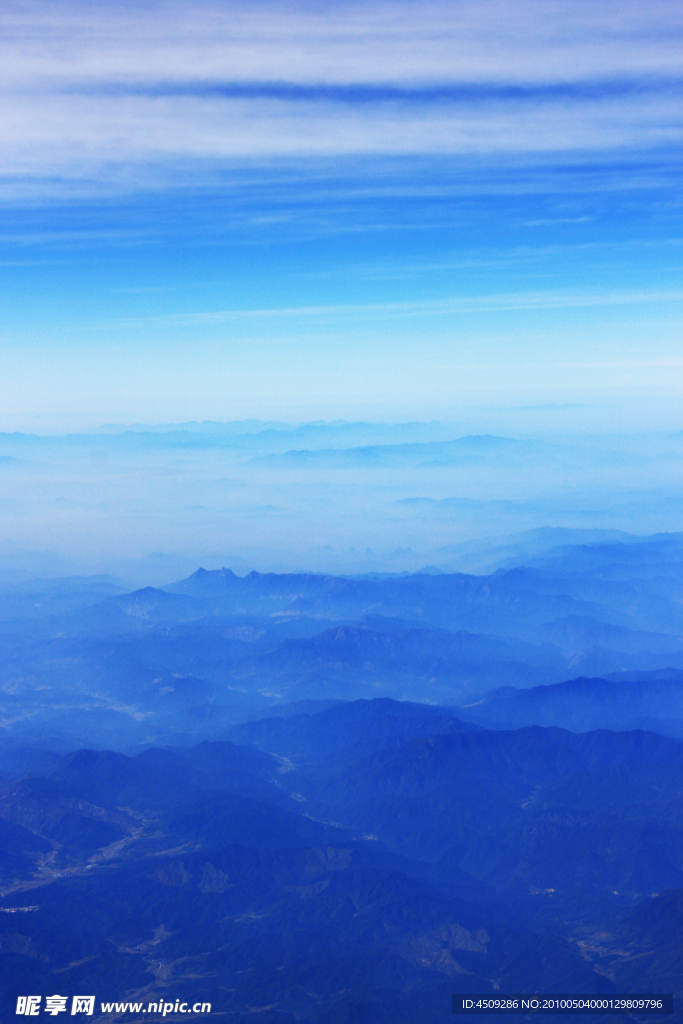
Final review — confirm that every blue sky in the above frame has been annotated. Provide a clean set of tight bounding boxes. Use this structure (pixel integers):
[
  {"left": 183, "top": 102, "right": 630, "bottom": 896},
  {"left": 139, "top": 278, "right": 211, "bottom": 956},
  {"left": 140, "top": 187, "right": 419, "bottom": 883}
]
[{"left": 1, "top": 0, "right": 681, "bottom": 432}]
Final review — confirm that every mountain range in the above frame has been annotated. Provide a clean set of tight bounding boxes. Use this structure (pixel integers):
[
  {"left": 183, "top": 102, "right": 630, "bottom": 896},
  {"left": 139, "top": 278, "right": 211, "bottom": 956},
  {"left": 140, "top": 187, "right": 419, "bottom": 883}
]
[
  {"left": 0, "top": 535, "right": 681, "bottom": 1019},
  {"left": 1, "top": 698, "right": 680, "bottom": 1021}
]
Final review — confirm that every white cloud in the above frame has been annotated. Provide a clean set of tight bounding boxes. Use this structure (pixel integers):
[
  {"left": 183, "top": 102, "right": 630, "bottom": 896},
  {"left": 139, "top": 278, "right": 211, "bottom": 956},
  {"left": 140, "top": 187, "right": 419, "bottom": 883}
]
[
  {"left": 0, "top": 0, "right": 681, "bottom": 195},
  {"left": 99, "top": 288, "right": 683, "bottom": 331},
  {"left": 3, "top": 0, "right": 681, "bottom": 87}
]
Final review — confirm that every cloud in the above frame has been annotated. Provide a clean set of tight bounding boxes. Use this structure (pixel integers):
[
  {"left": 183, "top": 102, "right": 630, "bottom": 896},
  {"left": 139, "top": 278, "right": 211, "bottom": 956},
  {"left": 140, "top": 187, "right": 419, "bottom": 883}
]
[
  {"left": 3, "top": 1, "right": 681, "bottom": 88},
  {"left": 100, "top": 289, "right": 683, "bottom": 331},
  {"left": 1, "top": 0, "right": 681, "bottom": 197}
]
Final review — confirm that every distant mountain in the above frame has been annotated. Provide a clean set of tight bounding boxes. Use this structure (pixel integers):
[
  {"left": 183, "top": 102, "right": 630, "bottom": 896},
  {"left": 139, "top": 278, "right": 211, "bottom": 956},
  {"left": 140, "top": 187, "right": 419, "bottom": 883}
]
[
  {"left": 0, "top": 744, "right": 61, "bottom": 779},
  {"left": 110, "top": 586, "right": 198, "bottom": 622},
  {"left": 3, "top": 554, "right": 683, "bottom": 754},
  {"left": 251, "top": 434, "right": 535, "bottom": 469},
  {"left": 455, "top": 675, "right": 683, "bottom": 734},
  {"left": 164, "top": 566, "right": 625, "bottom": 636},
  {"left": 522, "top": 534, "right": 683, "bottom": 578},
  {"left": 0, "top": 575, "right": 127, "bottom": 622},
  {"left": 0, "top": 588, "right": 197, "bottom": 639},
  {"left": 257, "top": 698, "right": 344, "bottom": 718},
  {"left": 6, "top": 540, "right": 682, "bottom": 647},
  {"left": 536, "top": 615, "right": 683, "bottom": 655},
  {"left": 224, "top": 624, "right": 579, "bottom": 704}
]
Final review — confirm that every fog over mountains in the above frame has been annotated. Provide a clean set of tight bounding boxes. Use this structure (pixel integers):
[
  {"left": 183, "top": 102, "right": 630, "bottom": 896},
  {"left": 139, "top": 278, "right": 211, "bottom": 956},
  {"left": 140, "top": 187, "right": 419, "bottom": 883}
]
[
  {"left": 2, "top": 529, "right": 682, "bottom": 752},
  {"left": 0, "top": 517, "right": 681, "bottom": 1020},
  {"left": 2, "top": 421, "right": 682, "bottom": 583}
]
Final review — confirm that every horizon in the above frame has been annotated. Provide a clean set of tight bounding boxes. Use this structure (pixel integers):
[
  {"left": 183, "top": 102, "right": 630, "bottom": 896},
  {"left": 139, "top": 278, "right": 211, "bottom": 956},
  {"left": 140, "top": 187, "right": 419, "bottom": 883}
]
[{"left": 2, "top": 418, "right": 682, "bottom": 582}]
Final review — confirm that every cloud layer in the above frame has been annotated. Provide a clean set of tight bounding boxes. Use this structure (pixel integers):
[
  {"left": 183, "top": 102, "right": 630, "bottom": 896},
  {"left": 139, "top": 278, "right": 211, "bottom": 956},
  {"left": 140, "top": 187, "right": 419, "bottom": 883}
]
[{"left": 2, "top": 0, "right": 681, "bottom": 194}]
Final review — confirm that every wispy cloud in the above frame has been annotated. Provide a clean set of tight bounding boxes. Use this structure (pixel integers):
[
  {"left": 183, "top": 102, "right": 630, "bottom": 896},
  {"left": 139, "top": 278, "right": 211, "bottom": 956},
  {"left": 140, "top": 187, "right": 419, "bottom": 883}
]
[
  {"left": 4, "top": 1, "right": 681, "bottom": 87},
  {"left": 1, "top": 0, "right": 681, "bottom": 196},
  {"left": 101, "top": 289, "right": 683, "bottom": 330}
]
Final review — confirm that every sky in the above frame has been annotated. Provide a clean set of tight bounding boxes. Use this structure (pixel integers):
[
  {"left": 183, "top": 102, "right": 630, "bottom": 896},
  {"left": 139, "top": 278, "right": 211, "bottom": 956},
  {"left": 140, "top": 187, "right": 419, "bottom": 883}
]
[{"left": 1, "top": 0, "right": 681, "bottom": 433}]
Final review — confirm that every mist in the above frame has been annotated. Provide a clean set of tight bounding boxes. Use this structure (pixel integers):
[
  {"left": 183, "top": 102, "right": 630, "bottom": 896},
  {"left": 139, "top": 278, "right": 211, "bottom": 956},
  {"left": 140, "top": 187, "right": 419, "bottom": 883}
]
[{"left": 0, "top": 419, "right": 681, "bottom": 584}]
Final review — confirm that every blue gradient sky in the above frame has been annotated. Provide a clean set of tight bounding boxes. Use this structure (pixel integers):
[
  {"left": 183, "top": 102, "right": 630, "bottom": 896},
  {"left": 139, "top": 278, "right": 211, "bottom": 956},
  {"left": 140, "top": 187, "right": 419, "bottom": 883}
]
[{"left": 1, "top": 0, "right": 681, "bottom": 432}]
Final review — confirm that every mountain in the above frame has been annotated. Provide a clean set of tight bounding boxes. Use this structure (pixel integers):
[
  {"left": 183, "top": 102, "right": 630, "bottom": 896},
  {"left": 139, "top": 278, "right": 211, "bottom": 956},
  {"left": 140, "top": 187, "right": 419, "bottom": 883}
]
[
  {"left": 0, "top": 839, "right": 612, "bottom": 1023},
  {"left": 570, "top": 889, "right": 683, "bottom": 994},
  {"left": 250, "top": 434, "right": 536, "bottom": 469},
  {"left": 110, "top": 587, "right": 198, "bottom": 623},
  {"left": 233, "top": 709, "right": 683, "bottom": 901},
  {"left": 1, "top": 712, "right": 680, "bottom": 1021},
  {"left": 161, "top": 556, "right": 683, "bottom": 641},
  {"left": 536, "top": 615, "right": 683, "bottom": 656},
  {"left": 0, "top": 741, "right": 624, "bottom": 1021},
  {"left": 1, "top": 677, "right": 681, "bottom": 1019},
  {"left": 3, "top": 547, "right": 683, "bottom": 754},
  {"left": 229, "top": 698, "right": 479, "bottom": 766},
  {"left": 0, "top": 575, "right": 128, "bottom": 622},
  {"left": 163, "top": 566, "right": 615, "bottom": 633},
  {"left": 522, "top": 534, "right": 683, "bottom": 579},
  {"left": 223, "top": 624, "right": 577, "bottom": 705},
  {"left": 455, "top": 675, "right": 683, "bottom": 734}
]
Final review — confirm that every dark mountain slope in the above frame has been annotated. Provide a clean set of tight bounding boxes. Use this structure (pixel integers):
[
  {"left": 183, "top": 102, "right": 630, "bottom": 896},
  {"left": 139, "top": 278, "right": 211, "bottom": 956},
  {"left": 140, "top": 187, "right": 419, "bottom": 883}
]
[
  {"left": 571, "top": 889, "right": 683, "bottom": 994},
  {"left": 294, "top": 726, "right": 683, "bottom": 898},
  {"left": 0, "top": 720, "right": 679, "bottom": 1019},
  {"left": 0, "top": 839, "right": 613, "bottom": 1024},
  {"left": 0, "top": 741, "right": 286, "bottom": 875}
]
